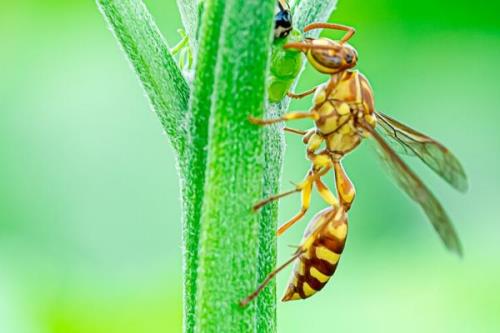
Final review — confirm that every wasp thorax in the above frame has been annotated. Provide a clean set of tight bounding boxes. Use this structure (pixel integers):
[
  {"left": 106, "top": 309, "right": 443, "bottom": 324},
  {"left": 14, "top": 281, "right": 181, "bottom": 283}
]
[{"left": 307, "top": 38, "right": 358, "bottom": 74}]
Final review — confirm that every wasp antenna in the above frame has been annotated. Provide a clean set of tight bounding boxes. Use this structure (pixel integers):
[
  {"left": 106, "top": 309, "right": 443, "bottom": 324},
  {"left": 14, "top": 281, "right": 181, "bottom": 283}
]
[
  {"left": 304, "top": 22, "right": 356, "bottom": 44},
  {"left": 283, "top": 42, "right": 310, "bottom": 52}
]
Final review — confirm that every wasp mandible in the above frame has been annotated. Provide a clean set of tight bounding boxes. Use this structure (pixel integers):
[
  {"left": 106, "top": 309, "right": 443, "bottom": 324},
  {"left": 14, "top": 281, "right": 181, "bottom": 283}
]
[{"left": 241, "top": 22, "right": 467, "bottom": 306}]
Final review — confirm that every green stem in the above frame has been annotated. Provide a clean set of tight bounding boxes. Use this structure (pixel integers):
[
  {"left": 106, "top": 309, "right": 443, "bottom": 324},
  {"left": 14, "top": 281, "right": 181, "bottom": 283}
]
[
  {"left": 182, "top": 0, "right": 226, "bottom": 332},
  {"left": 194, "top": 0, "right": 275, "bottom": 331},
  {"left": 96, "top": 0, "right": 190, "bottom": 157},
  {"left": 97, "top": 0, "right": 339, "bottom": 332}
]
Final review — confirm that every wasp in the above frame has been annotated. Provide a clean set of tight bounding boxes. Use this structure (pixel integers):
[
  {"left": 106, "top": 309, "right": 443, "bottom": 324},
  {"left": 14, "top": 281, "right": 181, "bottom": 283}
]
[{"left": 241, "top": 22, "right": 467, "bottom": 306}]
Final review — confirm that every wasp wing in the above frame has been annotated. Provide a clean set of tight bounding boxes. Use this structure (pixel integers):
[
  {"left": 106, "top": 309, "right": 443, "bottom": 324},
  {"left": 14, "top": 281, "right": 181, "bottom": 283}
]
[
  {"left": 361, "top": 121, "right": 463, "bottom": 256},
  {"left": 375, "top": 112, "right": 468, "bottom": 193}
]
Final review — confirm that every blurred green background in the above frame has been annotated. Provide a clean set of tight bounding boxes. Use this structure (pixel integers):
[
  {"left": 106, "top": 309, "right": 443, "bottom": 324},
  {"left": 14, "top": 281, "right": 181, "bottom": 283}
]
[{"left": 1, "top": 1, "right": 499, "bottom": 332}]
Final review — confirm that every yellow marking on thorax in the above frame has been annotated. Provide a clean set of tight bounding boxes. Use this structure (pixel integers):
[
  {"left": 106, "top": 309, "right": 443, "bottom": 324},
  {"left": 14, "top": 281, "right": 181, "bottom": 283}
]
[
  {"left": 326, "top": 130, "right": 360, "bottom": 154},
  {"left": 310, "top": 267, "right": 330, "bottom": 283},
  {"left": 365, "top": 113, "right": 377, "bottom": 127},
  {"left": 313, "top": 83, "right": 328, "bottom": 105},
  {"left": 315, "top": 246, "right": 340, "bottom": 264},
  {"left": 337, "top": 103, "right": 350, "bottom": 116},
  {"left": 331, "top": 71, "right": 362, "bottom": 103}
]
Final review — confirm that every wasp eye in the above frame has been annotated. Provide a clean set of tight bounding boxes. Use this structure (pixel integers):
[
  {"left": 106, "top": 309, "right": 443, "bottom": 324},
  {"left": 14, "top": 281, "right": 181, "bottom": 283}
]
[
  {"left": 328, "top": 55, "right": 342, "bottom": 67},
  {"left": 345, "top": 53, "right": 354, "bottom": 64}
]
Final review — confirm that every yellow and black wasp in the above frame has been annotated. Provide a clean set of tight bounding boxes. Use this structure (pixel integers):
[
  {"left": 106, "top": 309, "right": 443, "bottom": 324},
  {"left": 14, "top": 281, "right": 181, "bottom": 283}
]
[{"left": 241, "top": 22, "right": 467, "bottom": 305}]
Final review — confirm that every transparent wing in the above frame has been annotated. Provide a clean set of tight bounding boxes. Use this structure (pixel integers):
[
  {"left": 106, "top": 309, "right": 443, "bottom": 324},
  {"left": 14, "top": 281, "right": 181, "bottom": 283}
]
[
  {"left": 362, "top": 122, "right": 463, "bottom": 256},
  {"left": 375, "top": 112, "right": 468, "bottom": 193}
]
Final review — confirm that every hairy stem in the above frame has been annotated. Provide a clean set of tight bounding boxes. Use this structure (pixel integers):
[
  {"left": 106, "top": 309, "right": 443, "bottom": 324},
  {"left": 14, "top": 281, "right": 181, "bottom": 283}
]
[
  {"left": 96, "top": 0, "right": 189, "bottom": 156},
  {"left": 97, "top": 0, "right": 340, "bottom": 332},
  {"left": 194, "top": 0, "right": 275, "bottom": 331},
  {"left": 182, "top": 0, "right": 226, "bottom": 331}
]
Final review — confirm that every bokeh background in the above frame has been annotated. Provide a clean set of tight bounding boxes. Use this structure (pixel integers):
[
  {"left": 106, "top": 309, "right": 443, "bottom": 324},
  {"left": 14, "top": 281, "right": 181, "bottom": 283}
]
[{"left": 1, "top": 1, "right": 499, "bottom": 332}]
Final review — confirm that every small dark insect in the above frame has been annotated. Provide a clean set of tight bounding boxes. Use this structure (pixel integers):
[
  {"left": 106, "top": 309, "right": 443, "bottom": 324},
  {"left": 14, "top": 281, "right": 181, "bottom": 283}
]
[
  {"left": 241, "top": 22, "right": 467, "bottom": 306},
  {"left": 274, "top": 0, "right": 293, "bottom": 39}
]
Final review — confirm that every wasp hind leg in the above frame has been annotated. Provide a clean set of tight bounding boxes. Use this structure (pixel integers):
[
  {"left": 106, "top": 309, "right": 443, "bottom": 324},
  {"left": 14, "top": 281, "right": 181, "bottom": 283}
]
[
  {"left": 240, "top": 250, "right": 303, "bottom": 307},
  {"left": 315, "top": 177, "right": 339, "bottom": 208}
]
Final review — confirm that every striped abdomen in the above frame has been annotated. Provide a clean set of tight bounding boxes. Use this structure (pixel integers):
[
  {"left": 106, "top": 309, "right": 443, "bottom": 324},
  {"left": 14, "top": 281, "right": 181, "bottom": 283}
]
[{"left": 282, "top": 207, "right": 348, "bottom": 301}]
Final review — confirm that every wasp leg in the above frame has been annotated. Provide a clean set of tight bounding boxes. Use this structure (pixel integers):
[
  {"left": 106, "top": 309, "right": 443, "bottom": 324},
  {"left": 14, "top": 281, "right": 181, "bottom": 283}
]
[
  {"left": 284, "top": 127, "right": 317, "bottom": 146},
  {"left": 276, "top": 166, "right": 331, "bottom": 236},
  {"left": 302, "top": 128, "right": 317, "bottom": 144},
  {"left": 253, "top": 188, "right": 300, "bottom": 211},
  {"left": 284, "top": 127, "right": 307, "bottom": 136},
  {"left": 249, "top": 112, "right": 318, "bottom": 126},
  {"left": 253, "top": 168, "right": 315, "bottom": 212},
  {"left": 304, "top": 22, "right": 356, "bottom": 44},
  {"left": 333, "top": 161, "right": 356, "bottom": 211},
  {"left": 276, "top": 177, "right": 313, "bottom": 236},
  {"left": 240, "top": 250, "right": 304, "bottom": 307},
  {"left": 315, "top": 177, "right": 339, "bottom": 207},
  {"left": 287, "top": 87, "right": 318, "bottom": 100}
]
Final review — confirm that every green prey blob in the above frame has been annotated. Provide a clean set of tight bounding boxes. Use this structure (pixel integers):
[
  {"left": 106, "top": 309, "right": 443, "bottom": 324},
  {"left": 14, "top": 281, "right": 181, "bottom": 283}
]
[{"left": 268, "top": 28, "right": 304, "bottom": 103}]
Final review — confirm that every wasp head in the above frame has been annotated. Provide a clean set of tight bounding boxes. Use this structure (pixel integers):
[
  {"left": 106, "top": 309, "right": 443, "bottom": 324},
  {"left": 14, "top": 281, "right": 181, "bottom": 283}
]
[
  {"left": 285, "top": 38, "right": 358, "bottom": 74},
  {"left": 307, "top": 38, "right": 358, "bottom": 74}
]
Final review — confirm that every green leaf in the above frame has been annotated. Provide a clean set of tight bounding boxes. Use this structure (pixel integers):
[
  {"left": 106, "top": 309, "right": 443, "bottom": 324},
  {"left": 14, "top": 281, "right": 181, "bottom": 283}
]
[{"left": 96, "top": 0, "right": 190, "bottom": 156}]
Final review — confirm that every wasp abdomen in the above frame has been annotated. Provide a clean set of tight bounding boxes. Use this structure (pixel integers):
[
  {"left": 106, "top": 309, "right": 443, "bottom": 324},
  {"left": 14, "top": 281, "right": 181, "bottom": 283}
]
[{"left": 282, "top": 208, "right": 348, "bottom": 301}]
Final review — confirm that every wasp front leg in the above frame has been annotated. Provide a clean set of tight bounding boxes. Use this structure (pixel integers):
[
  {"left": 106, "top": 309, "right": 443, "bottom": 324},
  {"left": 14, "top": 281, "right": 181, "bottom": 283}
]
[
  {"left": 249, "top": 111, "right": 319, "bottom": 126},
  {"left": 333, "top": 161, "right": 356, "bottom": 211},
  {"left": 287, "top": 86, "right": 318, "bottom": 100}
]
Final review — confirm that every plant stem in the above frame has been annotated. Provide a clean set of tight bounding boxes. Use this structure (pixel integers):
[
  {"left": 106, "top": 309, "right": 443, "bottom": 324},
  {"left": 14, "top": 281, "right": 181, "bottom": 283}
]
[
  {"left": 182, "top": 0, "right": 226, "bottom": 332},
  {"left": 96, "top": 0, "right": 190, "bottom": 157},
  {"left": 194, "top": 0, "right": 275, "bottom": 331},
  {"left": 97, "top": 1, "right": 339, "bottom": 332}
]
